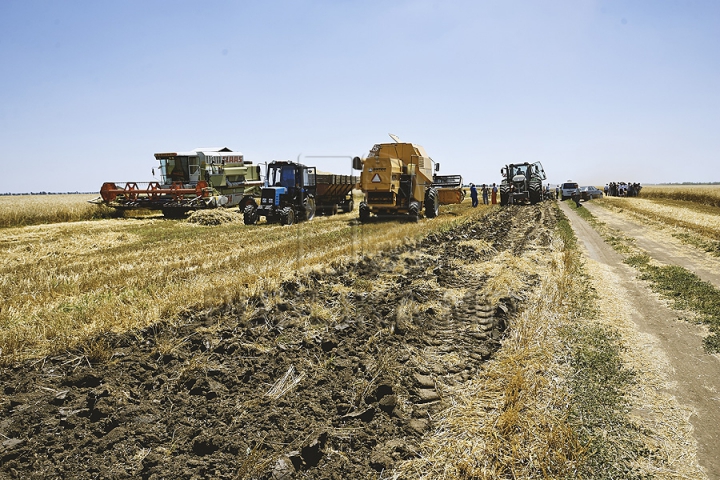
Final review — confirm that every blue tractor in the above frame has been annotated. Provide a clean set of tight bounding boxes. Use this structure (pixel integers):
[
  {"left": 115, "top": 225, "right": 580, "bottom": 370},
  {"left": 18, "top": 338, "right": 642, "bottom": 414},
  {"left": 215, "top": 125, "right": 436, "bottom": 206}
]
[{"left": 243, "top": 161, "right": 317, "bottom": 225}]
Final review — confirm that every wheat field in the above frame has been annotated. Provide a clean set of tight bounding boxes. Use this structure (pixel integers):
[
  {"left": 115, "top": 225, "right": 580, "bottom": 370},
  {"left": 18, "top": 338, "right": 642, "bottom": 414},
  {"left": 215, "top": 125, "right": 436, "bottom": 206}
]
[{"left": 0, "top": 195, "right": 482, "bottom": 363}]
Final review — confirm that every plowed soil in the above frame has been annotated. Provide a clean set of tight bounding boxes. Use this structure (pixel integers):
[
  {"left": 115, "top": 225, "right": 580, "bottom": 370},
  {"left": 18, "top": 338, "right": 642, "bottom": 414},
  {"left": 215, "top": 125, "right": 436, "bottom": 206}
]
[{"left": 1, "top": 204, "right": 556, "bottom": 479}]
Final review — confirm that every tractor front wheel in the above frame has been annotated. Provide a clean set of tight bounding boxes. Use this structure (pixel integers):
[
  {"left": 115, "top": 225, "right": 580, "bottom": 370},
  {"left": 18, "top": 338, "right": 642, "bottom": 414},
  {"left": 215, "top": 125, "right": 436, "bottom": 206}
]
[{"left": 280, "top": 207, "right": 295, "bottom": 226}]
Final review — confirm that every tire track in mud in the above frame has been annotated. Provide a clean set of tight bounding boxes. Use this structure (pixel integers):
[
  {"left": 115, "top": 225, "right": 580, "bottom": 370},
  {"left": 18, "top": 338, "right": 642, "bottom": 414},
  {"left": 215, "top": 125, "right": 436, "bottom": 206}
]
[{"left": 0, "top": 203, "right": 557, "bottom": 479}]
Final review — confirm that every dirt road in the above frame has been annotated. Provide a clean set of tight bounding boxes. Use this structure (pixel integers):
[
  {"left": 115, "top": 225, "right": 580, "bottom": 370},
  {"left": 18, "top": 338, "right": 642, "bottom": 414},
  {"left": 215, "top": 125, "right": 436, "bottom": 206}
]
[
  {"left": 559, "top": 200, "right": 720, "bottom": 479},
  {"left": 583, "top": 201, "right": 720, "bottom": 289}
]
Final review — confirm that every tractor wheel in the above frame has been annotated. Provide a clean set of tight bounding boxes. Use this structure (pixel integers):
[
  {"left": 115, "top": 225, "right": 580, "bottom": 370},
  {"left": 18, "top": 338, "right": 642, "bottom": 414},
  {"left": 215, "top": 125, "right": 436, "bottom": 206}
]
[
  {"left": 304, "top": 196, "right": 316, "bottom": 221},
  {"left": 359, "top": 202, "right": 370, "bottom": 223},
  {"left": 500, "top": 192, "right": 509, "bottom": 206},
  {"left": 424, "top": 188, "right": 439, "bottom": 218},
  {"left": 280, "top": 207, "right": 295, "bottom": 226},
  {"left": 529, "top": 188, "right": 541, "bottom": 205},
  {"left": 243, "top": 204, "right": 258, "bottom": 225}
]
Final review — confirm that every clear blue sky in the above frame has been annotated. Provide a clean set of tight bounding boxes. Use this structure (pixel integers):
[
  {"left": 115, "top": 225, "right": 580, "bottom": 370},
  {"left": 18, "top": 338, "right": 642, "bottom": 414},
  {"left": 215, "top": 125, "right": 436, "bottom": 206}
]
[{"left": 1, "top": 0, "right": 718, "bottom": 193}]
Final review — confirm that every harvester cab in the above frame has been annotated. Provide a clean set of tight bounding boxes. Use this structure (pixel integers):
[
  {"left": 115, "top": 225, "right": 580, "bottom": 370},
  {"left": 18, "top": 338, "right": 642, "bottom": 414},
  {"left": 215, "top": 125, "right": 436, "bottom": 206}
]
[
  {"left": 244, "top": 161, "right": 317, "bottom": 226},
  {"left": 499, "top": 161, "right": 547, "bottom": 206}
]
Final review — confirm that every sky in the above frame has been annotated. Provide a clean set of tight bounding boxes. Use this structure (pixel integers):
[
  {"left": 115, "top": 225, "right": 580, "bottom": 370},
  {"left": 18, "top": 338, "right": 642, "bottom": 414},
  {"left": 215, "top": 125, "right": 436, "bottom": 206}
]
[{"left": 1, "top": 0, "right": 719, "bottom": 193}]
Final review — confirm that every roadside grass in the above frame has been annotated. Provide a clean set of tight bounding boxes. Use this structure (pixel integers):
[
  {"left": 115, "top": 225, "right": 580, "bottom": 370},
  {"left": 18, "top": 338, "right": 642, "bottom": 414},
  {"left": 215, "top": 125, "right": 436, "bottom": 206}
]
[
  {"left": 0, "top": 194, "right": 115, "bottom": 228},
  {"left": 0, "top": 199, "right": 487, "bottom": 364},
  {"left": 569, "top": 201, "right": 720, "bottom": 353},
  {"left": 626, "top": 254, "right": 720, "bottom": 352},
  {"left": 399, "top": 204, "right": 643, "bottom": 479}
]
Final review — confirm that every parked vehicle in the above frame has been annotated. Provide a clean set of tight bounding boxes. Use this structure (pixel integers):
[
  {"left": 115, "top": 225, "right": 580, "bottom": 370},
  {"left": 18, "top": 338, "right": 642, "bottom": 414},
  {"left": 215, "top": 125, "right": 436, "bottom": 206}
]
[
  {"left": 560, "top": 181, "right": 579, "bottom": 201},
  {"left": 580, "top": 186, "right": 603, "bottom": 201}
]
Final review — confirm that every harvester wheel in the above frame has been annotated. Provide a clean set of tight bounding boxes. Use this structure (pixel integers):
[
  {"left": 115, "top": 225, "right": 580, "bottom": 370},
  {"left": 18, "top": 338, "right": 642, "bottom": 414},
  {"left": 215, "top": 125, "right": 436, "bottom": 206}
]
[
  {"left": 280, "top": 207, "right": 295, "bottom": 226},
  {"left": 243, "top": 204, "right": 258, "bottom": 225},
  {"left": 424, "top": 188, "right": 439, "bottom": 218},
  {"left": 359, "top": 202, "right": 370, "bottom": 223},
  {"left": 409, "top": 201, "right": 421, "bottom": 221}
]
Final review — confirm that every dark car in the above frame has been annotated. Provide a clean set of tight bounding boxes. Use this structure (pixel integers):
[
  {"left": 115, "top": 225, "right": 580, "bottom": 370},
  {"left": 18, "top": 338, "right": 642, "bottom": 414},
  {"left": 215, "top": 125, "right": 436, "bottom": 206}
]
[{"left": 579, "top": 186, "right": 603, "bottom": 201}]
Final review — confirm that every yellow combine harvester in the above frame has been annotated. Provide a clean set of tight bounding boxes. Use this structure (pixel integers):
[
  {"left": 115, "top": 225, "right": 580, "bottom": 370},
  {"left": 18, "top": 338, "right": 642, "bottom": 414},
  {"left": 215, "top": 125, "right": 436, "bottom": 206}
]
[{"left": 352, "top": 135, "right": 464, "bottom": 222}]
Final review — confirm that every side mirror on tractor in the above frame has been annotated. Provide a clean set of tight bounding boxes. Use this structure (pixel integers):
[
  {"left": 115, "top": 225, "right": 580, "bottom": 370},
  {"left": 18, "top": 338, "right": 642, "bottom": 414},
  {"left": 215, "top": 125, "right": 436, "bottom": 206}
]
[{"left": 352, "top": 157, "right": 363, "bottom": 171}]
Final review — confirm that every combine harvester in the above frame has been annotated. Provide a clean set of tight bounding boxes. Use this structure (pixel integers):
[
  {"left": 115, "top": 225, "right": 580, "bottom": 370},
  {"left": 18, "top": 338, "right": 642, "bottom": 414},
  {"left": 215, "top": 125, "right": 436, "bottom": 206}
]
[
  {"left": 352, "top": 134, "right": 465, "bottom": 222},
  {"left": 92, "top": 147, "right": 262, "bottom": 218}
]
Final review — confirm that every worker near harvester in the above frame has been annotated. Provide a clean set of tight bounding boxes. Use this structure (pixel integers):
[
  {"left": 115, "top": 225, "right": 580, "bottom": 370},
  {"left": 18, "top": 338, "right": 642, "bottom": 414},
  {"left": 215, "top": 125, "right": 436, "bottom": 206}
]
[
  {"left": 491, "top": 183, "right": 498, "bottom": 204},
  {"left": 481, "top": 184, "right": 489, "bottom": 205},
  {"left": 469, "top": 183, "right": 478, "bottom": 207}
]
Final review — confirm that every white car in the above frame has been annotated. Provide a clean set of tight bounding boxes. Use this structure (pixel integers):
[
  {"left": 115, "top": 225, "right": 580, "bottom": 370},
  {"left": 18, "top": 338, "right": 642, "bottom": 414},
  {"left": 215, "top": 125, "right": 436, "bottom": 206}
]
[{"left": 561, "top": 181, "right": 579, "bottom": 200}]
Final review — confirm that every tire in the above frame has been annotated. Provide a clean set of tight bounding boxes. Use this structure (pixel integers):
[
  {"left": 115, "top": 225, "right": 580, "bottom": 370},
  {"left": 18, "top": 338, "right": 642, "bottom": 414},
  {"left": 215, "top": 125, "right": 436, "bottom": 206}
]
[
  {"left": 529, "top": 188, "right": 541, "bottom": 205},
  {"left": 424, "top": 188, "right": 439, "bottom": 218},
  {"left": 304, "top": 196, "right": 316, "bottom": 221},
  {"left": 500, "top": 192, "right": 509, "bottom": 206},
  {"left": 409, "top": 201, "right": 421, "bottom": 221},
  {"left": 345, "top": 199, "right": 354, "bottom": 213},
  {"left": 280, "top": 207, "right": 295, "bottom": 226},
  {"left": 359, "top": 202, "right": 370, "bottom": 223},
  {"left": 243, "top": 204, "right": 258, "bottom": 225}
]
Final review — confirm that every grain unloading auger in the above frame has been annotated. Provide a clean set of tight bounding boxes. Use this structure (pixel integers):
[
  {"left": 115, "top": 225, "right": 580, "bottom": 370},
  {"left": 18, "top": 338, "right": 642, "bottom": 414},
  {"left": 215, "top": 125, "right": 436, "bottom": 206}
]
[{"left": 91, "top": 147, "right": 263, "bottom": 218}]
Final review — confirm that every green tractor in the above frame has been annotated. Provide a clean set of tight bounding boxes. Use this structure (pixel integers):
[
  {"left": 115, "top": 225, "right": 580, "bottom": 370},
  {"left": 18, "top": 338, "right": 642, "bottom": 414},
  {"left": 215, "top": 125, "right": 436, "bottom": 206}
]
[{"left": 499, "top": 162, "right": 546, "bottom": 206}]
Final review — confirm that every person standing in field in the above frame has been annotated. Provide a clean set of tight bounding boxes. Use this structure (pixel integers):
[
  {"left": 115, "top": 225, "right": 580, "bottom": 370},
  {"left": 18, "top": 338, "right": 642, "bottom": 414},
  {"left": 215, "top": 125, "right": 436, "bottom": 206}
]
[
  {"left": 481, "top": 184, "right": 489, "bottom": 205},
  {"left": 470, "top": 183, "right": 478, "bottom": 207},
  {"left": 491, "top": 183, "right": 498, "bottom": 204}
]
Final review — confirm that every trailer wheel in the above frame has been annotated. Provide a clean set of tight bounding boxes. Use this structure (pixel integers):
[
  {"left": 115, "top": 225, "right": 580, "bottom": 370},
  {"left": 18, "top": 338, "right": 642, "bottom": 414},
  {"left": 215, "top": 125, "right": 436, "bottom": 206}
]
[
  {"left": 280, "top": 207, "right": 295, "bottom": 226},
  {"left": 345, "top": 199, "right": 354, "bottom": 212},
  {"left": 424, "top": 188, "right": 439, "bottom": 218},
  {"left": 243, "top": 204, "right": 258, "bottom": 225}
]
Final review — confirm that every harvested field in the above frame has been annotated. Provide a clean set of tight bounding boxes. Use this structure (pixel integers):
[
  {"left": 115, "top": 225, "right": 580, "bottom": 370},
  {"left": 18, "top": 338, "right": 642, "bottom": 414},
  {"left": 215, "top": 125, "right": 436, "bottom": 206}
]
[{"left": 0, "top": 201, "right": 706, "bottom": 478}]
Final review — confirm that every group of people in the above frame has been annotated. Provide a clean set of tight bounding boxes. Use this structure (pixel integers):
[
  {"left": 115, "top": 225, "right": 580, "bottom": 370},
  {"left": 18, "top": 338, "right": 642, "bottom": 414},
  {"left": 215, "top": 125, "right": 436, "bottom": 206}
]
[
  {"left": 604, "top": 182, "right": 641, "bottom": 197},
  {"left": 468, "top": 183, "right": 499, "bottom": 207}
]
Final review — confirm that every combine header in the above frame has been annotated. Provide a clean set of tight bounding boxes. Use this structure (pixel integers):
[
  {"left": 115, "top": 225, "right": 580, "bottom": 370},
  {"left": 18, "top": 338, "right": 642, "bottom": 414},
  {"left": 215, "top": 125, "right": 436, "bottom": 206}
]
[
  {"left": 93, "top": 147, "right": 262, "bottom": 218},
  {"left": 353, "top": 135, "right": 464, "bottom": 222}
]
